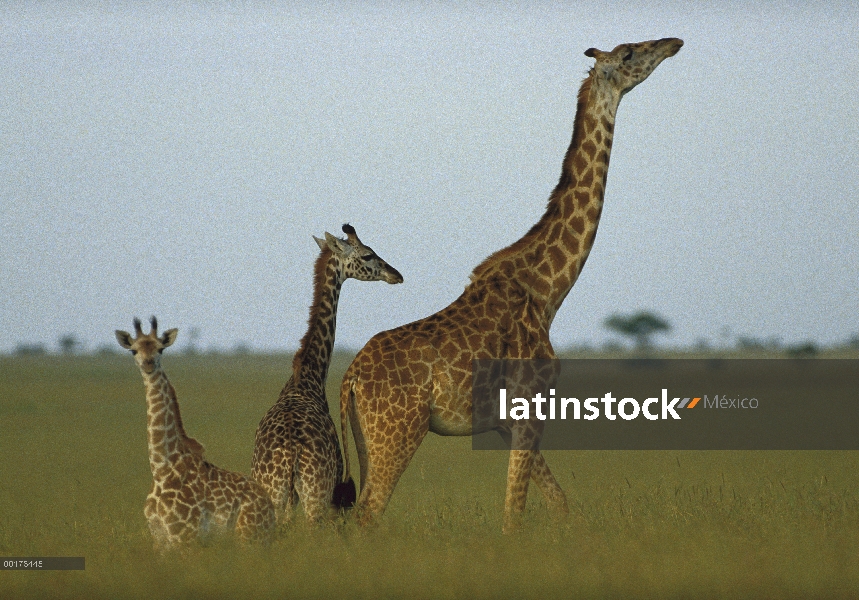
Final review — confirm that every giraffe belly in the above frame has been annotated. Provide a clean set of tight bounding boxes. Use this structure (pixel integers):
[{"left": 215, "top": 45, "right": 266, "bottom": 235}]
[{"left": 428, "top": 409, "right": 473, "bottom": 436}]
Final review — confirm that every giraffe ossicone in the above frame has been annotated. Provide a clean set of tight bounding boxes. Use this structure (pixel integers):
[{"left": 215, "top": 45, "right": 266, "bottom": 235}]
[
  {"left": 339, "top": 38, "right": 683, "bottom": 532},
  {"left": 252, "top": 224, "right": 402, "bottom": 525},
  {"left": 116, "top": 316, "right": 275, "bottom": 550}
]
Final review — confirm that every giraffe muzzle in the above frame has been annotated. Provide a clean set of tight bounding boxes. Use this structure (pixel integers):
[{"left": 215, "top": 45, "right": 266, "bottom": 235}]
[{"left": 659, "top": 38, "right": 684, "bottom": 57}]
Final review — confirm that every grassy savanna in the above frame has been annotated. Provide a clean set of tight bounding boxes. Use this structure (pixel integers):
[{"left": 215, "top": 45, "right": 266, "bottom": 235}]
[{"left": 2, "top": 351, "right": 859, "bottom": 598}]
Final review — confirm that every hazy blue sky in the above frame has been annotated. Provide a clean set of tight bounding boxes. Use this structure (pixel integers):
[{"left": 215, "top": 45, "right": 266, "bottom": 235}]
[{"left": 1, "top": 1, "right": 857, "bottom": 353}]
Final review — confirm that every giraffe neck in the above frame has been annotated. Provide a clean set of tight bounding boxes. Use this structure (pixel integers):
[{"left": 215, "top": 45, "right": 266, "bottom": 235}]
[
  {"left": 142, "top": 368, "right": 195, "bottom": 473},
  {"left": 290, "top": 248, "right": 344, "bottom": 390},
  {"left": 469, "top": 72, "right": 619, "bottom": 326}
]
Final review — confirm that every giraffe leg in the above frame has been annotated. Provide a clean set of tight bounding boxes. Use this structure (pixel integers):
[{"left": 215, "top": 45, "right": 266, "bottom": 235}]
[
  {"left": 235, "top": 490, "right": 276, "bottom": 545},
  {"left": 146, "top": 515, "right": 171, "bottom": 552},
  {"left": 530, "top": 452, "right": 569, "bottom": 516},
  {"left": 356, "top": 446, "right": 423, "bottom": 526},
  {"left": 295, "top": 453, "right": 337, "bottom": 524},
  {"left": 347, "top": 387, "right": 370, "bottom": 495},
  {"left": 355, "top": 413, "right": 429, "bottom": 526},
  {"left": 281, "top": 472, "right": 300, "bottom": 525},
  {"left": 255, "top": 447, "right": 297, "bottom": 526},
  {"left": 234, "top": 509, "right": 257, "bottom": 545},
  {"left": 165, "top": 517, "right": 197, "bottom": 547},
  {"left": 503, "top": 449, "right": 536, "bottom": 533}
]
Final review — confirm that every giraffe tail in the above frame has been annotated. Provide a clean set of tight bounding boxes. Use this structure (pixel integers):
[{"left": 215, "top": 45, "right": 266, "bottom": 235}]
[{"left": 333, "top": 371, "right": 357, "bottom": 509}]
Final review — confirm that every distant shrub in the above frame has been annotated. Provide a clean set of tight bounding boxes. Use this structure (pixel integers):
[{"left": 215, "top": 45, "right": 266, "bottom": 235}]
[
  {"left": 786, "top": 342, "right": 818, "bottom": 357},
  {"left": 14, "top": 343, "right": 47, "bottom": 356}
]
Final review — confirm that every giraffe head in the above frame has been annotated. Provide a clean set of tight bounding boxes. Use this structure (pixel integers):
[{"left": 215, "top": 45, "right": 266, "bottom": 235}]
[
  {"left": 313, "top": 224, "right": 404, "bottom": 284},
  {"left": 584, "top": 37, "right": 683, "bottom": 99},
  {"left": 115, "top": 317, "right": 178, "bottom": 375}
]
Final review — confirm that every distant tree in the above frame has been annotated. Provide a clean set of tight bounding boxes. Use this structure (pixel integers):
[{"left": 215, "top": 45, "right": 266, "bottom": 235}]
[
  {"left": 58, "top": 334, "right": 80, "bottom": 354},
  {"left": 185, "top": 327, "right": 201, "bottom": 355},
  {"left": 604, "top": 311, "right": 671, "bottom": 350}
]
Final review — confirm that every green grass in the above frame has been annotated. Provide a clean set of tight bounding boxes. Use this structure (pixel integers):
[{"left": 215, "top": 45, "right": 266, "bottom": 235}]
[{"left": 2, "top": 353, "right": 858, "bottom": 598}]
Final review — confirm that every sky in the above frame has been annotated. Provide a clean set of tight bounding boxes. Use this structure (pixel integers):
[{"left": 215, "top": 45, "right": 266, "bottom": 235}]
[{"left": 1, "top": 1, "right": 857, "bottom": 354}]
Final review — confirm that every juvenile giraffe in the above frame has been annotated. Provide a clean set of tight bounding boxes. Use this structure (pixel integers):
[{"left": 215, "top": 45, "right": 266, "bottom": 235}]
[
  {"left": 116, "top": 317, "right": 275, "bottom": 550},
  {"left": 252, "top": 224, "right": 402, "bottom": 525},
  {"left": 340, "top": 38, "right": 684, "bottom": 531}
]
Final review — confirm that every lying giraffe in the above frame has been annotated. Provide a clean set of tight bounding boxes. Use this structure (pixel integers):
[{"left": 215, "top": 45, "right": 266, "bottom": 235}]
[
  {"left": 252, "top": 224, "right": 402, "bottom": 524},
  {"left": 340, "top": 38, "right": 684, "bottom": 531},
  {"left": 116, "top": 317, "right": 275, "bottom": 550}
]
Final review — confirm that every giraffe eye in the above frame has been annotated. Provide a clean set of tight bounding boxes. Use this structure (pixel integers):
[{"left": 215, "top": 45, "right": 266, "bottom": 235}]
[
  {"left": 623, "top": 50, "right": 633, "bottom": 62},
  {"left": 131, "top": 349, "right": 138, "bottom": 355},
  {"left": 158, "top": 348, "right": 164, "bottom": 354},
  {"left": 362, "top": 253, "right": 377, "bottom": 261}
]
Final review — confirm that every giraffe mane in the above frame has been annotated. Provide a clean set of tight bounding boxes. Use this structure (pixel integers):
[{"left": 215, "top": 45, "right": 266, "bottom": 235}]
[
  {"left": 467, "top": 73, "right": 594, "bottom": 283},
  {"left": 291, "top": 244, "right": 335, "bottom": 380}
]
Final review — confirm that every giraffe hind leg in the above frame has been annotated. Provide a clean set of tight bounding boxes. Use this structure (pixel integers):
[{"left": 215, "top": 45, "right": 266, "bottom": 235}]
[
  {"left": 295, "top": 451, "right": 337, "bottom": 524},
  {"left": 257, "top": 446, "right": 297, "bottom": 527},
  {"left": 347, "top": 387, "right": 370, "bottom": 495},
  {"left": 355, "top": 414, "right": 429, "bottom": 526}
]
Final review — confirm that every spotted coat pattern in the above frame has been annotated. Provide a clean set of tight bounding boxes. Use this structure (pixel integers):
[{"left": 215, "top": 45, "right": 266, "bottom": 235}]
[
  {"left": 252, "top": 225, "right": 402, "bottom": 524},
  {"left": 116, "top": 317, "right": 275, "bottom": 550},
  {"left": 339, "top": 38, "right": 684, "bottom": 532}
]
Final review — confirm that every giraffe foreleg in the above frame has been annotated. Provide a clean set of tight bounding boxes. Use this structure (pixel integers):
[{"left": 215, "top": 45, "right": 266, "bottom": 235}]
[
  {"left": 144, "top": 495, "right": 171, "bottom": 551},
  {"left": 503, "top": 449, "right": 536, "bottom": 533},
  {"left": 235, "top": 485, "right": 276, "bottom": 545},
  {"left": 530, "top": 452, "right": 569, "bottom": 517}
]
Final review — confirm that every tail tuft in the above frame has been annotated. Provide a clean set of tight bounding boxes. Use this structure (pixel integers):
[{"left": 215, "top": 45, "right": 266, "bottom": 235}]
[{"left": 332, "top": 477, "right": 357, "bottom": 509}]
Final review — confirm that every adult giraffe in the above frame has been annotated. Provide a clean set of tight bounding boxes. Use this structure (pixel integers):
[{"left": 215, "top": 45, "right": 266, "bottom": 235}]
[{"left": 340, "top": 38, "right": 683, "bottom": 531}]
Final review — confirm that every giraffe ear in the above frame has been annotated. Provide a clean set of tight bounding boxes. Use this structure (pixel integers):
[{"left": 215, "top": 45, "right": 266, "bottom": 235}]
[
  {"left": 161, "top": 329, "right": 178, "bottom": 348},
  {"left": 324, "top": 231, "right": 351, "bottom": 255},
  {"left": 115, "top": 330, "right": 133, "bottom": 349},
  {"left": 313, "top": 236, "right": 327, "bottom": 251}
]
